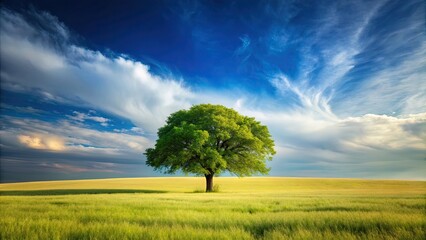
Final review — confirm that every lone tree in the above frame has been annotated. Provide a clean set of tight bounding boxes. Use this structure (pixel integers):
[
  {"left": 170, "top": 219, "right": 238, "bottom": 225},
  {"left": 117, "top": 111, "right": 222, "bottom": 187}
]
[{"left": 144, "top": 104, "right": 276, "bottom": 192}]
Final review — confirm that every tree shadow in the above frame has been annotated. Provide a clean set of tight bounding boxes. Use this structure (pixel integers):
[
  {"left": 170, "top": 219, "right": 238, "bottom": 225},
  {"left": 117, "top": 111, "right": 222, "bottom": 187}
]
[{"left": 0, "top": 189, "right": 167, "bottom": 196}]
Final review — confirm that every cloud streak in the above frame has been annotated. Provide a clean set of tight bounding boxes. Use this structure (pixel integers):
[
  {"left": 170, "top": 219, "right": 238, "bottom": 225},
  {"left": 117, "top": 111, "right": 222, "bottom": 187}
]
[{"left": 67, "top": 111, "right": 110, "bottom": 126}]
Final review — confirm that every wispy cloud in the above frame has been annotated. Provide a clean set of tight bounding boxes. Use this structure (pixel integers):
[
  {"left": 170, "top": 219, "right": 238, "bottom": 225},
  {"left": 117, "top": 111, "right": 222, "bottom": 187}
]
[
  {"left": 331, "top": 0, "right": 425, "bottom": 116},
  {"left": 231, "top": 34, "right": 254, "bottom": 70},
  {"left": 1, "top": 103, "right": 47, "bottom": 115},
  {"left": 67, "top": 111, "right": 110, "bottom": 126},
  {"left": 235, "top": 35, "right": 251, "bottom": 56},
  {"left": 264, "top": 0, "right": 424, "bottom": 121},
  {"left": 265, "top": 0, "right": 391, "bottom": 117},
  {"left": 334, "top": 42, "right": 426, "bottom": 116},
  {"left": 39, "top": 162, "right": 121, "bottom": 173},
  {"left": 270, "top": 74, "right": 337, "bottom": 120}
]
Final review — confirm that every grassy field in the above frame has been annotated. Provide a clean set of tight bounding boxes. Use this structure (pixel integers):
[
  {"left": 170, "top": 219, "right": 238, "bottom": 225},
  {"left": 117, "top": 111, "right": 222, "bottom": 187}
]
[{"left": 1, "top": 177, "right": 425, "bottom": 239}]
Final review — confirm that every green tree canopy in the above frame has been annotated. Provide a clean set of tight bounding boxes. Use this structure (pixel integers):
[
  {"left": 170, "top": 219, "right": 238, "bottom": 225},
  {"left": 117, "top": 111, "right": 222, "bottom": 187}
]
[{"left": 145, "top": 104, "right": 276, "bottom": 192}]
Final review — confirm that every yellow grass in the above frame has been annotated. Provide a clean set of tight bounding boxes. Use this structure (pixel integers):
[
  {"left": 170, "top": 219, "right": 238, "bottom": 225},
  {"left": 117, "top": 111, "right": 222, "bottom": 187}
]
[
  {"left": 1, "top": 177, "right": 424, "bottom": 194},
  {"left": 1, "top": 177, "right": 425, "bottom": 239}
]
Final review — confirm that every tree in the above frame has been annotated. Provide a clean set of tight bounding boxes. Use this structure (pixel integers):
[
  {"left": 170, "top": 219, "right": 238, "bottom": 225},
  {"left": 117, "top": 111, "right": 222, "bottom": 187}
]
[{"left": 144, "top": 104, "right": 276, "bottom": 192}]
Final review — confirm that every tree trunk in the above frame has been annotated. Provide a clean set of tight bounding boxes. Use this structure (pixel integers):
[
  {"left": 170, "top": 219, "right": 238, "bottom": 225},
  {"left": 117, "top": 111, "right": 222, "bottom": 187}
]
[{"left": 205, "top": 174, "right": 213, "bottom": 192}]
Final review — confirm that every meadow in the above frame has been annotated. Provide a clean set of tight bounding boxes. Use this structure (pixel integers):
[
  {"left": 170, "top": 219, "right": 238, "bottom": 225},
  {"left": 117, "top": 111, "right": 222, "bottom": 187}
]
[{"left": 1, "top": 177, "right": 425, "bottom": 239}]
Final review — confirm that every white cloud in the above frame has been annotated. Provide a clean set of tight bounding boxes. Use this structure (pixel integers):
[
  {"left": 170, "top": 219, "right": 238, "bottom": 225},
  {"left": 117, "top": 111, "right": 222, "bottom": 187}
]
[
  {"left": 340, "top": 113, "right": 426, "bottom": 150},
  {"left": 0, "top": 9, "right": 193, "bottom": 133},
  {"left": 130, "top": 127, "right": 144, "bottom": 134},
  {"left": 67, "top": 111, "right": 110, "bottom": 126},
  {"left": 241, "top": 108, "right": 426, "bottom": 178},
  {"left": 18, "top": 134, "right": 65, "bottom": 151}
]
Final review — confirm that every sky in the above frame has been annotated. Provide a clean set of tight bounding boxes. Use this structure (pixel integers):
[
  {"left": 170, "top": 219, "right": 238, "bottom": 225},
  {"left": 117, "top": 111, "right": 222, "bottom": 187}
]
[{"left": 0, "top": 0, "right": 425, "bottom": 182}]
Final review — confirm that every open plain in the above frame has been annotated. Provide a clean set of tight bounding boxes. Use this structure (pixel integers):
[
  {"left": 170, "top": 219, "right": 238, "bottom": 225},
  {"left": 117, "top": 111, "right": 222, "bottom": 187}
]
[{"left": 1, "top": 177, "right": 425, "bottom": 239}]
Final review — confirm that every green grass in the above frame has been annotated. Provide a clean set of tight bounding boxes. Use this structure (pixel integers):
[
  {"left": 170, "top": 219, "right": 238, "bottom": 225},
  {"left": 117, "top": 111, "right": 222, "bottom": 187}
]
[{"left": 1, "top": 177, "right": 425, "bottom": 239}]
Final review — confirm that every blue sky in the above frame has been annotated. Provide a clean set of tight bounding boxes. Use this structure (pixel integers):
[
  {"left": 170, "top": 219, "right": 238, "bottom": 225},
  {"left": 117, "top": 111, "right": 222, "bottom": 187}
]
[{"left": 1, "top": 0, "right": 425, "bottom": 182}]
